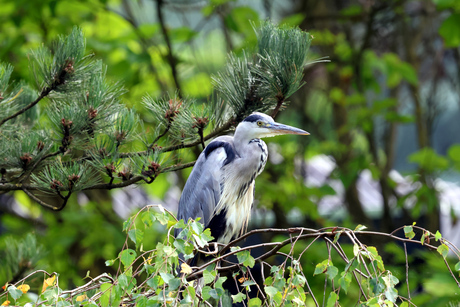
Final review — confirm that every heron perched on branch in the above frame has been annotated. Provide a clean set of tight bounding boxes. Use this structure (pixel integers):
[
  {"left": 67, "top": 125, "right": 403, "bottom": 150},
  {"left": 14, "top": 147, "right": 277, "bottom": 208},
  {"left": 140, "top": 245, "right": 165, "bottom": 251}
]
[{"left": 176, "top": 112, "right": 309, "bottom": 245}]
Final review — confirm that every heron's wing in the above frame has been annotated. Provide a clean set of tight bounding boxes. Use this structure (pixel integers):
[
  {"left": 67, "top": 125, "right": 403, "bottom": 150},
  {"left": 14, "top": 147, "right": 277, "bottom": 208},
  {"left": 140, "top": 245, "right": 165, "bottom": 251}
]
[{"left": 176, "top": 136, "right": 236, "bottom": 232}]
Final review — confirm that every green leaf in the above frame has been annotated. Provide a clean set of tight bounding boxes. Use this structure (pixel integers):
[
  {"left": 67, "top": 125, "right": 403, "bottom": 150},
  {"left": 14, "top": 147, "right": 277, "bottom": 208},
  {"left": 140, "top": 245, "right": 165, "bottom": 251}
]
[
  {"left": 215, "top": 276, "right": 227, "bottom": 293},
  {"left": 339, "top": 272, "right": 352, "bottom": 294},
  {"left": 325, "top": 292, "right": 338, "bottom": 307},
  {"left": 367, "top": 246, "right": 385, "bottom": 271},
  {"left": 192, "top": 234, "right": 207, "bottom": 248},
  {"left": 370, "top": 277, "right": 385, "bottom": 295},
  {"left": 141, "top": 211, "right": 156, "bottom": 228},
  {"left": 105, "top": 259, "right": 116, "bottom": 266},
  {"left": 264, "top": 286, "right": 278, "bottom": 297},
  {"left": 403, "top": 225, "right": 415, "bottom": 239},
  {"left": 333, "top": 230, "right": 342, "bottom": 243},
  {"left": 435, "top": 230, "right": 442, "bottom": 241},
  {"left": 200, "top": 228, "right": 214, "bottom": 243},
  {"left": 155, "top": 209, "right": 169, "bottom": 225},
  {"left": 123, "top": 217, "right": 133, "bottom": 232},
  {"left": 408, "top": 148, "right": 449, "bottom": 173},
  {"left": 248, "top": 297, "right": 262, "bottom": 307},
  {"left": 326, "top": 265, "right": 338, "bottom": 280},
  {"left": 439, "top": 14, "right": 460, "bottom": 47},
  {"left": 159, "top": 272, "right": 174, "bottom": 284},
  {"left": 291, "top": 274, "right": 306, "bottom": 286},
  {"left": 118, "top": 274, "right": 128, "bottom": 289},
  {"left": 7, "top": 285, "right": 23, "bottom": 300},
  {"left": 187, "top": 285, "right": 196, "bottom": 300},
  {"left": 437, "top": 243, "right": 449, "bottom": 259},
  {"left": 236, "top": 250, "right": 255, "bottom": 268},
  {"left": 119, "top": 249, "right": 137, "bottom": 270},
  {"left": 353, "top": 244, "right": 360, "bottom": 257},
  {"left": 169, "top": 27, "right": 197, "bottom": 43},
  {"left": 224, "top": 6, "right": 259, "bottom": 36},
  {"left": 128, "top": 229, "right": 144, "bottom": 249},
  {"left": 135, "top": 296, "right": 148, "bottom": 307},
  {"left": 354, "top": 224, "right": 367, "bottom": 231},
  {"left": 100, "top": 283, "right": 111, "bottom": 307},
  {"left": 455, "top": 261, "right": 460, "bottom": 272},
  {"left": 279, "top": 13, "right": 306, "bottom": 26},
  {"left": 232, "top": 292, "right": 246, "bottom": 303},
  {"left": 400, "top": 302, "right": 409, "bottom": 307},
  {"left": 203, "top": 270, "right": 215, "bottom": 285},
  {"left": 202, "top": 286, "right": 218, "bottom": 300},
  {"left": 168, "top": 278, "right": 181, "bottom": 291},
  {"left": 385, "top": 287, "right": 398, "bottom": 303},
  {"left": 314, "top": 259, "right": 331, "bottom": 275},
  {"left": 147, "top": 275, "right": 161, "bottom": 289}
]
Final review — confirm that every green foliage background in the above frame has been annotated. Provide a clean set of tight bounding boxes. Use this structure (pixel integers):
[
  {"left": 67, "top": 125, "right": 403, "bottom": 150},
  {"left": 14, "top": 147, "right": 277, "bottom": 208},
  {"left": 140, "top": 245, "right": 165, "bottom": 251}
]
[{"left": 1, "top": 0, "right": 460, "bottom": 306}]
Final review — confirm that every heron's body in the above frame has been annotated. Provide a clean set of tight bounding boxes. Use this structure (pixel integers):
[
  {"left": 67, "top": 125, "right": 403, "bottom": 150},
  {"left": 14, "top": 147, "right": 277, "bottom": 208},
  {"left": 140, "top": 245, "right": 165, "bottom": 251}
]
[{"left": 176, "top": 112, "right": 308, "bottom": 245}]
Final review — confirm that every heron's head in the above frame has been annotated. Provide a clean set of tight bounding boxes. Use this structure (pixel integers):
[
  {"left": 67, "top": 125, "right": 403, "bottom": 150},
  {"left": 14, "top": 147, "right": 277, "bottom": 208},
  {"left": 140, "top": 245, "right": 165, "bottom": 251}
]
[{"left": 235, "top": 112, "right": 309, "bottom": 140}]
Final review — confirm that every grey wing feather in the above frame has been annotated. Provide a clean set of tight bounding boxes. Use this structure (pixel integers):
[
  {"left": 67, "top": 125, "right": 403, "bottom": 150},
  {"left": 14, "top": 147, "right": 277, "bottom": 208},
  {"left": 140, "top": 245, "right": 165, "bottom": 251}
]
[{"left": 175, "top": 136, "right": 234, "bottom": 235}]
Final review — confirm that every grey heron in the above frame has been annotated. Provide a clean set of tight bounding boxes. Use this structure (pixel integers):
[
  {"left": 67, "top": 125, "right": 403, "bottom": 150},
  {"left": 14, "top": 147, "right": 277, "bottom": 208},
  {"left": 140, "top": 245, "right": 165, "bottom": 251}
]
[{"left": 176, "top": 112, "right": 309, "bottom": 245}]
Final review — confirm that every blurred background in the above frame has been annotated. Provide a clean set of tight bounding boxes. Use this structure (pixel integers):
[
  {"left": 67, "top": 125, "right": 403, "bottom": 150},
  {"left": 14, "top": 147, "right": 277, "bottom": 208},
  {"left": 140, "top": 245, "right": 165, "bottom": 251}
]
[{"left": 1, "top": 0, "right": 459, "bottom": 305}]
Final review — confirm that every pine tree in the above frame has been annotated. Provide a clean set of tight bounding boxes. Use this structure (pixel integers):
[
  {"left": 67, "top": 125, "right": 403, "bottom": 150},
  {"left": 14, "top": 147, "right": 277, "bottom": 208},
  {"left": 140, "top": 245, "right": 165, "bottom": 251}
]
[{"left": 0, "top": 22, "right": 313, "bottom": 211}]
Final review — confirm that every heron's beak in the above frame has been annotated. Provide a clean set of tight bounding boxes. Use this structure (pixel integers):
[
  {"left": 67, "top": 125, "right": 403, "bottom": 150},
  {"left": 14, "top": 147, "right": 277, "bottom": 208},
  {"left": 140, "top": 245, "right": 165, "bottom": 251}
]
[{"left": 269, "top": 122, "right": 310, "bottom": 135}]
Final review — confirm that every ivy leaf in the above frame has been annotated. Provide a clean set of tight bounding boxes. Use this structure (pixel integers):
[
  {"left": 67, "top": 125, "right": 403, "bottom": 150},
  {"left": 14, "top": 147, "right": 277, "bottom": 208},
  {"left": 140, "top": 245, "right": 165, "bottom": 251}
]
[{"left": 354, "top": 224, "right": 367, "bottom": 231}]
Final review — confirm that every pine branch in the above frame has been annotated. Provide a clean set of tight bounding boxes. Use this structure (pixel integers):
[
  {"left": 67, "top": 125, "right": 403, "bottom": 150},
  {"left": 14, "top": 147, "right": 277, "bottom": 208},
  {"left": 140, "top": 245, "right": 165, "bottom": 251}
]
[{"left": 0, "top": 86, "right": 52, "bottom": 127}]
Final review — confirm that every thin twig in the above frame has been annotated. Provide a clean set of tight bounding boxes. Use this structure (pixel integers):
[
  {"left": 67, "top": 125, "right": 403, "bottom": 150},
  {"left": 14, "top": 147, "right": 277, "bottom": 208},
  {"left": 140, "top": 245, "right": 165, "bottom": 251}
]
[
  {"left": 404, "top": 242, "right": 411, "bottom": 301},
  {"left": 0, "top": 86, "right": 52, "bottom": 127}
]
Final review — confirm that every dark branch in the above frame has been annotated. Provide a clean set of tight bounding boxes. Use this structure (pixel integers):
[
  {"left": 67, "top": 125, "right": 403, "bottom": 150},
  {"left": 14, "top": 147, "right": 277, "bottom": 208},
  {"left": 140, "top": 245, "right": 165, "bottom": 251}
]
[{"left": 0, "top": 86, "right": 53, "bottom": 127}]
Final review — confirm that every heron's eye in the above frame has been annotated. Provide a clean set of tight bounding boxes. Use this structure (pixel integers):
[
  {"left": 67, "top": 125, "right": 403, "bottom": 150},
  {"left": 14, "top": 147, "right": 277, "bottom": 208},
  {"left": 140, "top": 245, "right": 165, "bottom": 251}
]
[{"left": 257, "top": 121, "right": 263, "bottom": 127}]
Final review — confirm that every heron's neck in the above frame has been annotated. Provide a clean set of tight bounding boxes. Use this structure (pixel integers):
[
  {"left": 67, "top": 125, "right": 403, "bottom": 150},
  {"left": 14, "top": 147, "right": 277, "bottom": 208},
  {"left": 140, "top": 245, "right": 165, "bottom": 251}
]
[{"left": 233, "top": 125, "right": 259, "bottom": 155}]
